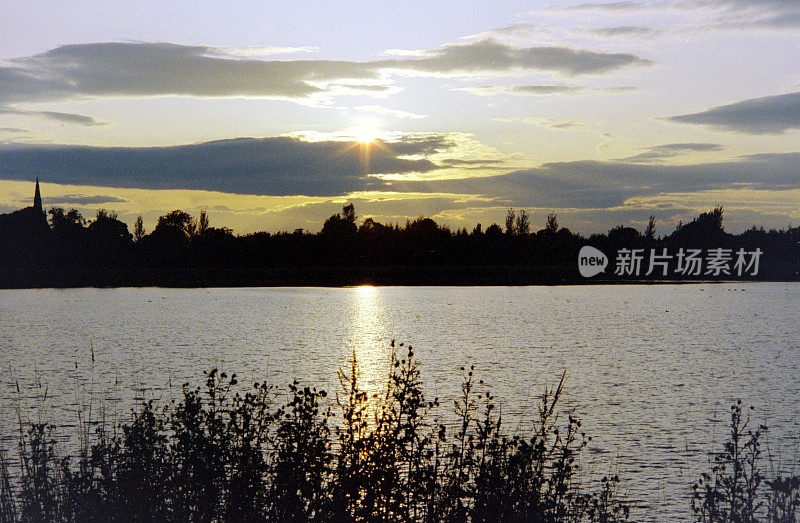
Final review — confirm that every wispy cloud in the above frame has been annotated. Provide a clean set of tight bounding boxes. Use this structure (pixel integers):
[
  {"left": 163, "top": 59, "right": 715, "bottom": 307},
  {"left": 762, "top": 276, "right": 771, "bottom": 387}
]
[
  {"left": 666, "top": 92, "right": 800, "bottom": 134},
  {"left": 0, "top": 106, "right": 105, "bottom": 126},
  {"left": 616, "top": 142, "right": 723, "bottom": 163},
  {"left": 458, "top": 84, "right": 634, "bottom": 97},
  {"left": 560, "top": 2, "right": 650, "bottom": 12},
  {"left": 438, "top": 158, "right": 506, "bottom": 169},
  {"left": 457, "top": 85, "right": 586, "bottom": 96},
  {"left": 558, "top": 0, "right": 800, "bottom": 32},
  {"left": 354, "top": 105, "right": 426, "bottom": 119},
  {"left": 39, "top": 111, "right": 106, "bottom": 126},
  {"left": 211, "top": 46, "right": 320, "bottom": 57},
  {"left": 492, "top": 117, "right": 587, "bottom": 129},
  {"left": 703, "top": 0, "right": 800, "bottom": 30},
  {"left": 589, "top": 25, "right": 661, "bottom": 38},
  {"left": 458, "top": 23, "right": 541, "bottom": 41},
  {"left": 44, "top": 194, "right": 129, "bottom": 205}
]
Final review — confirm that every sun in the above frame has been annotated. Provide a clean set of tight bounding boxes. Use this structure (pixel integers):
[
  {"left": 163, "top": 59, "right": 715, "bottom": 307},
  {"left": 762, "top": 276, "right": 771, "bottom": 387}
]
[{"left": 348, "top": 117, "right": 382, "bottom": 145}]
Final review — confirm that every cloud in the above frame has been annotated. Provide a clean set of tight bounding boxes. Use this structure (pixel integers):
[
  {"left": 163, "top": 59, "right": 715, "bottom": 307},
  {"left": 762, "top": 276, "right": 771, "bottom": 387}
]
[
  {"left": 561, "top": 2, "right": 649, "bottom": 12},
  {"left": 354, "top": 105, "right": 426, "bottom": 119},
  {"left": 3, "top": 131, "right": 763, "bottom": 221},
  {"left": 383, "top": 39, "right": 651, "bottom": 76},
  {"left": 616, "top": 142, "right": 722, "bottom": 163},
  {"left": 439, "top": 159, "right": 505, "bottom": 166},
  {"left": 0, "top": 127, "right": 29, "bottom": 133},
  {"left": 666, "top": 92, "right": 800, "bottom": 134},
  {"left": 590, "top": 26, "right": 661, "bottom": 38},
  {"left": 396, "top": 152, "right": 800, "bottom": 208},
  {"left": 561, "top": 0, "right": 800, "bottom": 32},
  {"left": 457, "top": 84, "right": 635, "bottom": 97},
  {"left": 43, "top": 194, "right": 129, "bottom": 205},
  {"left": 457, "top": 85, "right": 585, "bottom": 96},
  {"left": 0, "top": 135, "right": 457, "bottom": 196},
  {"left": 39, "top": 111, "right": 106, "bottom": 126},
  {"left": 0, "top": 42, "right": 380, "bottom": 105},
  {"left": 212, "top": 46, "right": 320, "bottom": 57},
  {"left": 458, "top": 23, "right": 540, "bottom": 41},
  {"left": 436, "top": 158, "right": 507, "bottom": 171},
  {"left": 704, "top": 0, "right": 800, "bottom": 29},
  {"left": 0, "top": 40, "right": 652, "bottom": 110},
  {"left": 492, "top": 117, "right": 587, "bottom": 129},
  {"left": 0, "top": 106, "right": 105, "bottom": 126},
  {"left": 377, "top": 134, "right": 457, "bottom": 156}
]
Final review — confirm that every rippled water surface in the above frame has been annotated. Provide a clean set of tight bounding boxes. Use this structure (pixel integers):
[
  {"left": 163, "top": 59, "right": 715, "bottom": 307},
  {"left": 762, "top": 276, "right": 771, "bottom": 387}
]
[{"left": 2, "top": 284, "right": 799, "bottom": 519}]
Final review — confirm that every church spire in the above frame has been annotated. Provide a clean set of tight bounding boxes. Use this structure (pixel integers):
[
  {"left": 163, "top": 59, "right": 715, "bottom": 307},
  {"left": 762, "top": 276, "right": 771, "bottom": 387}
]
[{"left": 33, "top": 177, "right": 42, "bottom": 214}]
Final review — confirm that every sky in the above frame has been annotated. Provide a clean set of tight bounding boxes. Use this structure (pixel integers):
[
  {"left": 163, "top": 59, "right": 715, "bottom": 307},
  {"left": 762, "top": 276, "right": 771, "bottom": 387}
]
[{"left": 0, "top": 0, "right": 799, "bottom": 235}]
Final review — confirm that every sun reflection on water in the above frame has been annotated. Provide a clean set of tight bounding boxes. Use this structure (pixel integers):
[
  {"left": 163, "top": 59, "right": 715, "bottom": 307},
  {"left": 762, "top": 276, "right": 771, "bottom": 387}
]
[{"left": 345, "top": 285, "right": 392, "bottom": 399}]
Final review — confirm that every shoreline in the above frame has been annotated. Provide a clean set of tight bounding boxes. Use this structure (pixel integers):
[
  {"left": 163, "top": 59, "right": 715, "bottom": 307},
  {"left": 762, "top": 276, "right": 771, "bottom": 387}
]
[{"left": 1, "top": 266, "right": 795, "bottom": 290}]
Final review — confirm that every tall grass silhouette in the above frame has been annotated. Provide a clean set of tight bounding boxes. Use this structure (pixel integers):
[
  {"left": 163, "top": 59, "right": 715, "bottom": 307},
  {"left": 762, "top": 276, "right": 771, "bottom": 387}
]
[{"left": 0, "top": 341, "right": 632, "bottom": 522}]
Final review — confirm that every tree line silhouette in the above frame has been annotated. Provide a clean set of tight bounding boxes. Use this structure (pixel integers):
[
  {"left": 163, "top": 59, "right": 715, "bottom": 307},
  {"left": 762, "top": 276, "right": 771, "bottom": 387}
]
[{"left": 1, "top": 201, "right": 799, "bottom": 287}]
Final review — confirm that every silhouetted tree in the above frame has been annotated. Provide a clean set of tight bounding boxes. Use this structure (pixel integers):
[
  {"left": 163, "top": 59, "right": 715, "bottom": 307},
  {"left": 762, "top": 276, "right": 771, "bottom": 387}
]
[
  {"left": 485, "top": 224, "right": 502, "bottom": 237},
  {"left": 321, "top": 204, "right": 358, "bottom": 265},
  {"left": 322, "top": 204, "right": 357, "bottom": 241},
  {"left": 155, "top": 210, "right": 195, "bottom": 238},
  {"left": 139, "top": 210, "right": 196, "bottom": 267},
  {"left": 342, "top": 203, "right": 356, "bottom": 225},
  {"left": 667, "top": 206, "right": 728, "bottom": 248},
  {"left": 48, "top": 207, "right": 85, "bottom": 233},
  {"left": 608, "top": 225, "right": 642, "bottom": 244},
  {"left": 88, "top": 209, "right": 131, "bottom": 244},
  {"left": 133, "top": 215, "right": 145, "bottom": 242},
  {"left": 707, "top": 206, "right": 724, "bottom": 232},
  {"left": 505, "top": 209, "right": 516, "bottom": 236},
  {"left": 515, "top": 209, "right": 531, "bottom": 236},
  {"left": 545, "top": 212, "right": 559, "bottom": 235},
  {"left": 645, "top": 215, "right": 656, "bottom": 241},
  {"left": 87, "top": 209, "right": 133, "bottom": 271},
  {"left": 196, "top": 210, "right": 210, "bottom": 237},
  {"left": 3, "top": 197, "right": 800, "bottom": 287},
  {"left": 358, "top": 217, "right": 396, "bottom": 265}
]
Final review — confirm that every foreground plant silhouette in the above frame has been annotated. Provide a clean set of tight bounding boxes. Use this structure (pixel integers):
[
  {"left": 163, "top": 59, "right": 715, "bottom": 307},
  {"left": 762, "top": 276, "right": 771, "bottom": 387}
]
[
  {"left": 692, "top": 400, "right": 800, "bottom": 522},
  {"left": 0, "top": 342, "right": 629, "bottom": 522}
]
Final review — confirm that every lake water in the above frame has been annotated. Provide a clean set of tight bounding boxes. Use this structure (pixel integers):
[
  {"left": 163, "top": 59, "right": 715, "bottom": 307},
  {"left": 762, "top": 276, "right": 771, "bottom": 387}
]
[{"left": 1, "top": 284, "right": 799, "bottom": 520}]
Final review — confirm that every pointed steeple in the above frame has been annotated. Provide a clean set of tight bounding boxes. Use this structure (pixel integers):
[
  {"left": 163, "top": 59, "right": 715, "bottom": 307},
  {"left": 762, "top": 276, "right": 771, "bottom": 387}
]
[{"left": 33, "top": 177, "right": 42, "bottom": 214}]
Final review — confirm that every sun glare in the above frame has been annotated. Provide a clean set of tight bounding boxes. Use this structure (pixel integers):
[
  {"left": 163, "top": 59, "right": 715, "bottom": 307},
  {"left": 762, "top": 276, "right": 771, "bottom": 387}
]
[
  {"left": 356, "top": 284, "right": 376, "bottom": 296},
  {"left": 349, "top": 117, "right": 382, "bottom": 145}
]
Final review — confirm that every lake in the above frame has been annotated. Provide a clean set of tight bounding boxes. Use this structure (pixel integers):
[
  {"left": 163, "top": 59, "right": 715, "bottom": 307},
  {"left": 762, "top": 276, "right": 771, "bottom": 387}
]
[{"left": 1, "top": 284, "right": 799, "bottom": 520}]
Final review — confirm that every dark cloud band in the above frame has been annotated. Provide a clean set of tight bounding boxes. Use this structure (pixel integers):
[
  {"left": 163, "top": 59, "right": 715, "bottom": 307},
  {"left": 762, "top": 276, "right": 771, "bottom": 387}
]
[
  {"left": 396, "top": 153, "right": 800, "bottom": 208},
  {"left": 0, "top": 136, "right": 448, "bottom": 196},
  {"left": 667, "top": 92, "right": 800, "bottom": 134}
]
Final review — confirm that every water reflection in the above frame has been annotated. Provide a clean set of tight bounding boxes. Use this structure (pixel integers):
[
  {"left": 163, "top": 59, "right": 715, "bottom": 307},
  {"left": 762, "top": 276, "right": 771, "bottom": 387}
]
[
  {"left": 345, "top": 285, "right": 390, "bottom": 398},
  {"left": 2, "top": 284, "right": 800, "bottom": 521}
]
